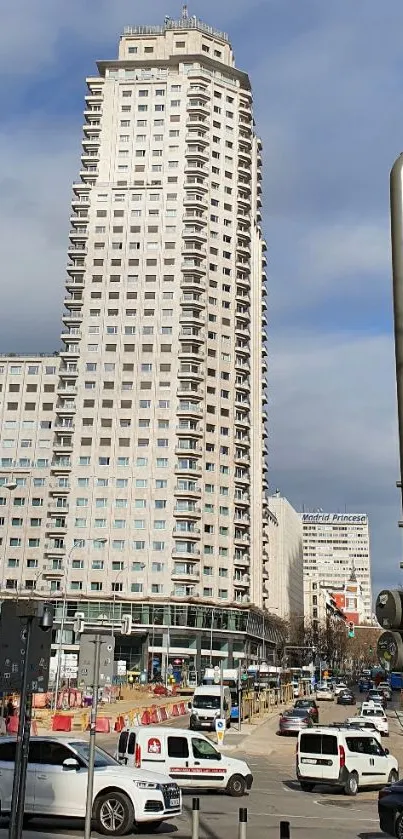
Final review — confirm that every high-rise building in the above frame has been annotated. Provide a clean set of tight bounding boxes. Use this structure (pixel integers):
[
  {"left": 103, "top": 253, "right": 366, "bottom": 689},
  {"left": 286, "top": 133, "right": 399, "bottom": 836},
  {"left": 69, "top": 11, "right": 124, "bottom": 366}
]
[
  {"left": 266, "top": 493, "right": 304, "bottom": 620},
  {"left": 302, "top": 512, "right": 372, "bottom": 623},
  {"left": 0, "top": 16, "right": 272, "bottom": 674}
]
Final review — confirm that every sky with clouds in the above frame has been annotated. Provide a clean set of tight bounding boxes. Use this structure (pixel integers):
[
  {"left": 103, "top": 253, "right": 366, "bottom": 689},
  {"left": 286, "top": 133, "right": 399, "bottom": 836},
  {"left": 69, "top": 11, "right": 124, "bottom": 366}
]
[{"left": 1, "top": 0, "right": 402, "bottom": 598}]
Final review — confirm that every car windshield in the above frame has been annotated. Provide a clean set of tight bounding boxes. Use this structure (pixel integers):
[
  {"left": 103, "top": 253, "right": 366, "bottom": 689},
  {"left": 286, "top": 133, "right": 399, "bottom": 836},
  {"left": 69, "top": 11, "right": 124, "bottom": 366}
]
[
  {"left": 193, "top": 696, "right": 220, "bottom": 710},
  {"left": 70, "top": 742, "right": 118, "bottom": 768},
  {"left": 295, "top": 700, "right": 313, "bottom": 707}
]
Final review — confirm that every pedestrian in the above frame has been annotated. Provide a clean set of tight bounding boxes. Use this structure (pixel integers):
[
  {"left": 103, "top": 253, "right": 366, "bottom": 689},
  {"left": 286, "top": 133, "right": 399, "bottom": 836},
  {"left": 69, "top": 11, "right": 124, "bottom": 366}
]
[{"left": 6, "top": 698, "right": 14, "bottom": 718}]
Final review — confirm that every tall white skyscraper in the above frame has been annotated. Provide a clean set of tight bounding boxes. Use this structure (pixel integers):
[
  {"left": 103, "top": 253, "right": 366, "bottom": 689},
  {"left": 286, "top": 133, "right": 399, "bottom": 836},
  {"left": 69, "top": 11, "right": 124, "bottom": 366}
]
[
  {"left": 302, "top": 512, "right": 372, "bottom": 623},
  {"left": 0, "top": 16, "right": 272, "bottom": 673}
]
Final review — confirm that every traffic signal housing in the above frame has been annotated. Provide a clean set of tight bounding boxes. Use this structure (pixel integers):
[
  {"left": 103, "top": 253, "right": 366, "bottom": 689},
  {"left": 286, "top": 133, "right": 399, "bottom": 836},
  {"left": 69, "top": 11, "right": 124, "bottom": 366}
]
[
  {"left": 375, "top": 589, "right": 403, "bottom": 670},
  {"left": 348, "top": 621, "right": 355, "bottom": 638}
]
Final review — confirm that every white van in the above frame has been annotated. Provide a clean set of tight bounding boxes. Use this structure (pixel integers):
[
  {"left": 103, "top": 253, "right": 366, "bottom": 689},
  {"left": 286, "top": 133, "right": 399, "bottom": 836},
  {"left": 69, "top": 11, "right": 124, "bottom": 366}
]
[
  {"left": 116, "top": 726, "right": 253, "bottom": 797},
  {"left": 297, "top": 726, "right": 398, "bottom": 796},
  {"left": 189, "top": 685, "right": 232, "bottom": 731}
]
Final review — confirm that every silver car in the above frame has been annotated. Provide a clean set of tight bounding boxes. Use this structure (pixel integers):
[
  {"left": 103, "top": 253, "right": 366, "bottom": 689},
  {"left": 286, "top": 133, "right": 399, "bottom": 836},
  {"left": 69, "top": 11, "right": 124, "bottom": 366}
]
[{"left": 279, "top": 709, "right": 313, "bottom": 735}]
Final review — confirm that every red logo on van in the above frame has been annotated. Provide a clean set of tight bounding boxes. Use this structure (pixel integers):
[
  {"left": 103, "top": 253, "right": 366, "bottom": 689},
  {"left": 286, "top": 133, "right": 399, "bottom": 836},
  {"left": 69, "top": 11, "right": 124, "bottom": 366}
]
[{"left": 147, "top": 738, "right": 161, "bottom": 755}]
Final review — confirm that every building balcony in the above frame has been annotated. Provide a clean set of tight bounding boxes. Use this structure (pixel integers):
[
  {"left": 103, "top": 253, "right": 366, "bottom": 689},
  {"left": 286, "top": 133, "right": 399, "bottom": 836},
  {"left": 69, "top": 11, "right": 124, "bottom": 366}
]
[
  {"left": 184, "top": 160, "right": 209, "bottom": 175},
  {"left": 171, "top": 571, "right": 200, "bottom": 583},
  {"left": 185, "top": 146, "right": 209, "bottom": 162},
  {"left": 175, "top": 444, "right": 202, "bottom": 459},
  {"left": 183, "top": 195, "right": 208, "bottom": 210},
  {"left": 48, "top": 482, "right": 70, "bottom": 495},
  {"left": 46, "top": 520, "right": 67, "bottom": 535},
  {"left": 43, "top": 542, "right": 65, "bottom": 556},
  {"left": 179, "top": 329, "right": 204, "bottom": 342},
  {"left": 174, "top": 484, "right": 201, "bottom": 497},
  {"left": 53, "top": 441, "right": 73, "bottom": 455},
  {"left": 178, "top": 347, "right": 205, "bottom": 362},
  {"left": 234, "top": 415, "right": 250, "bottom": 430},
  {"left": 173, "top": 525, "right": 201, "bottom": 536},
  {"left": 180, "top": 294, "right": 205, "bottom": 309},
  {"left": 176, "top": 402, "right": 203, "bottom": 417},
  {"left": 179, "top": 311, "right": 205, "bottom": 327},
  {"left": 234, "top": 471, "right": 250, "bottom": 485},
  {"left": 172, "top": 548, "right": 201, "bottom": 560},
  {"left": 178, "top": 369, "right": 204, "bottom": 383},
  {"left": 234, "top": 532, "right": 251, "bottom": 546},
  {"left": 175, "top": 462, "right": 202, "bottom": 475},
  {"left": 180, "top": 276, "right": 206, "bottom": 292},
  {"left": 234, "top": 553, "right": 250, "bottom": 567},
  {"left": 235, "top": 357, "right": 250, "bottom": 372},
  {"left": 51, "top": 459, "right": 72, "bottom": 472},
  {"left": 62, "top": 311, "right": 83, "bottom": 324},
  {"left": 234, "top": 514, "right": 250, "bottom": 526},
  {"left": 176, "top": 423, "right": 203, "bottom": 438},
  {"left": 233, "top": 576, "right": 250, "bottom": 589},
  {"left": 183, "top": 210, "right": 208, "bottom": 225},
  {"left": 186, "top": 118, "right": 210, "bottom": 132},
  {"left": 173, "top": 505, "right": 201, "bottom": 518},
  {"left": 182, "top": 241, "right": 207, "bottom": 256},
  {"left": 59, "top": 346, "right": 80, "bottom": 359},
  {"left": 176, "top": 384, "right": 203, "bottom": 400}
]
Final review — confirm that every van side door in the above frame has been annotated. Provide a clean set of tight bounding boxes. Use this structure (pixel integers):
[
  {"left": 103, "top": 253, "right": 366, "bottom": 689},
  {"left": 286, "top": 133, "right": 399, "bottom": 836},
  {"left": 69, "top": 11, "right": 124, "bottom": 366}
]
[{"left": 190, "top": 736, "right": 227, "bottom": 788}]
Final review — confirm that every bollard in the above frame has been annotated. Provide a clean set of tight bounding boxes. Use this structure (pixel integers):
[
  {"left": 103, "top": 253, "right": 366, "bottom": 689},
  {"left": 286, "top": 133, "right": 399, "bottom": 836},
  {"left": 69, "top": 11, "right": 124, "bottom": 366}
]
[
  {"left": 239, "top": 807, "right": 247, "bottom": 839},
  {"left": 192, "top": 797, "right": 200, "bottom": 839},
  {"left": 280, "top": 821, "right": 290, "bottom": 839}
]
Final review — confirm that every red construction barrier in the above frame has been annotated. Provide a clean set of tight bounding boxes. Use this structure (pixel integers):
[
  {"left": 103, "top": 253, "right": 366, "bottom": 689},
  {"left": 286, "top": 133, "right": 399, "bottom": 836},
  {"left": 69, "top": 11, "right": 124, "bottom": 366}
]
[
  {"left": 159, "top": 706, "right": 168, "bottom": 722},
  {"left": 114, "top": 715, "right": 125, "bottom": 732},
  {"left": 179, "top": 702, "right": 187, "bottom": 716},
  {"left": 52, "top": 715, "right": 72, "bottom": 732},
  {"left": 95, "top": 717, "right": 111, "bottom": 733},
  {"left": 150, "top": 707, "right": 159, "bottom": 724},
  {"left": 141, "top": 709, "right": 151, "bottom": 726},
  {"left": 172, "top": 704, "right": 180, "bottom": 717},
  {"left": 6, "top": 716, "right": 18, "bottom": 734}
]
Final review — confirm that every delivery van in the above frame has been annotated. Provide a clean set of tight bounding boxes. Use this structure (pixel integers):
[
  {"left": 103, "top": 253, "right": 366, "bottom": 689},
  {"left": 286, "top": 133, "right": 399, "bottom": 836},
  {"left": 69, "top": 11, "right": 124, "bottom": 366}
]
[
  {"left": 189, "top": 685, "right": 232, "bottom": 731},
  {"left": 116, "top": 726, "right": 253, "bottom": 796}
]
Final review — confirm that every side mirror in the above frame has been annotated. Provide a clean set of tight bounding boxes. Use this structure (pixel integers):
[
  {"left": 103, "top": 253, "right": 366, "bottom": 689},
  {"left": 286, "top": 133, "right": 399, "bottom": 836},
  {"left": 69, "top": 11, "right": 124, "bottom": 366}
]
[
  {"left": 384, "top": 748, "right": 389, "bottom": 755},
  {"left": 188, "top": 702, "right": 192, "bottom": 710},
  {"left": 63, "top": 757, "right": 80, "bottom": 771}
]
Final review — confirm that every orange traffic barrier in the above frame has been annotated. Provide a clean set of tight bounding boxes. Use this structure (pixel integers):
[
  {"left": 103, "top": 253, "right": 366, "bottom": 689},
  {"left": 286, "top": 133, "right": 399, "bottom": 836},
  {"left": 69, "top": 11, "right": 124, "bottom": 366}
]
[
  {"left": 6, "top": 716, "right": 18, "bottom": 734},
  {"left": 141, "top": 709, "right": 151, "bottom": 725},
  {"left": 179, "top": 702, "right": 187, "bottom": 715},
  {"left": 159, "top": 706, "right": 168, "bottom": 722},
  {"left": 114, "top": 715, "right": 125, "bottom": 732},
  {"left": 52, "top": 715, "right": 72, "bottom": 732},
  {"left": 172, "top": 704, "right": 180, "bottom": 717},
  {"left": 87, "top": 717, "right": 111, "bottom": 734}
]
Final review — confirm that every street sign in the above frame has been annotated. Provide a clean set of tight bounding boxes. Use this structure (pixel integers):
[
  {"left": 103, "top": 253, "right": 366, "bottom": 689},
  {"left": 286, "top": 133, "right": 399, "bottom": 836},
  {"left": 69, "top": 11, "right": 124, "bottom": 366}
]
[
  {"left": 78, "top": 634, "right": 115, "bottom": 689},
  {"left": 215, "top": 717, "right": 226, "bottom": 746},
  {"left": 0, "top": 601, "right": 52, "bottom": 693}
]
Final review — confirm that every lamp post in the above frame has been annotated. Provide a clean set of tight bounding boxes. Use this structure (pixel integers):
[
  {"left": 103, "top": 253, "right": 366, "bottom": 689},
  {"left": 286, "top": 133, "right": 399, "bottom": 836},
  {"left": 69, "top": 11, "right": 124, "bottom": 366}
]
[
  {"left": 0, "top": 481, "right": 17, "bottom": 720},
  {"left": 52, "top": 543, "right": 76, "bottom": 711},
  {"left": 210, "top": 608, "right": 215, "bottom": 667}
]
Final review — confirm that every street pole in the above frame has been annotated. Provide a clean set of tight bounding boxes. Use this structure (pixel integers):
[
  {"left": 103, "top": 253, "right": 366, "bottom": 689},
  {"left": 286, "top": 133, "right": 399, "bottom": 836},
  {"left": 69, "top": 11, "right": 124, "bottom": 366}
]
[
  {"left": 84, "top": 633, "right": 101, "bottom": 839},
  {"left": 210, "top": 608, "right": 215, "bottom": 667},
  {"left": 219, "top": 659, "right": 224, "bottom": 719},
  {"left": 390, "top": 153, "right": 403, "bottom": 519},
  {"left": 238, "top": 661, "right": 242, "bottom": 733},
  {"left": 9, "top": 615, "right": 33, "bottom": 839},
  {"left": 53, "top": 544, "right": 75, "bottom": 711}
]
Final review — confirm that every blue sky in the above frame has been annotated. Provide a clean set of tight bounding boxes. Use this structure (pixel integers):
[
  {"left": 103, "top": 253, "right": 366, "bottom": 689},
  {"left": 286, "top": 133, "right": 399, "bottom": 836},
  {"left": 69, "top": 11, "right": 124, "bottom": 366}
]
[{"left": 0, "top": 0, "right": 402, "bottom": 597}]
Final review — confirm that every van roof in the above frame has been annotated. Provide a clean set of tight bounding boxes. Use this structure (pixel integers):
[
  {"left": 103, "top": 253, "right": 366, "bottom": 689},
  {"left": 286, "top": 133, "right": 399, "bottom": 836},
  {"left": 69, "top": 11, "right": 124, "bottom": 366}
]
[
  {"left": 299, "top": 726, "right": 375, "bottom": 736},
  {"left": 123, "top": 726, "right": 194, "bottom": 736},
  {"left": 193, "top": 685, "right": 228, "bottom": 694}
]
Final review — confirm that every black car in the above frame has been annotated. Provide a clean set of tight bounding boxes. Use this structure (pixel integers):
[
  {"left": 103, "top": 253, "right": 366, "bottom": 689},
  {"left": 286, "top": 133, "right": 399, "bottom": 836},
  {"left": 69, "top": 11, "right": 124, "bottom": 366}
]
[
  {"left": 378, "top": 777, "right": 403, "bottom": 837},
  {"left": 337, "top": 689, "right": 356, "bottom": 705}
]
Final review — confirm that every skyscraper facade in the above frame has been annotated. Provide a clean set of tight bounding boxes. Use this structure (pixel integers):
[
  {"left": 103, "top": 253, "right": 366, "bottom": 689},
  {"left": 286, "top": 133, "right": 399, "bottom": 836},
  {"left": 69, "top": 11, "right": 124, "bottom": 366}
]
[{"left": 0, "top": 16, "right": 272, "bottom": 672}]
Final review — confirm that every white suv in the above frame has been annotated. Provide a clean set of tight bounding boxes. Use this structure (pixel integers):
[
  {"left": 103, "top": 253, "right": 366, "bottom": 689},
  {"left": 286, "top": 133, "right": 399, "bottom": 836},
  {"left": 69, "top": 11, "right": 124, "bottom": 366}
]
[
  {"left": 0, "top": 737, "right": 181, "bottom": 836},
  {"left": 297, "top": 727, "right": 398, "bottom": 796}
]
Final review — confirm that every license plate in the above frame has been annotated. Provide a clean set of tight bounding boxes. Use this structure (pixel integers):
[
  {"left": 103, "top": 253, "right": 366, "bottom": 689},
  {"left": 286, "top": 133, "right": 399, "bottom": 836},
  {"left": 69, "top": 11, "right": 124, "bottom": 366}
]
[
  {"left": 302, "top": 758, "right": 317, "bottom": 764},
  {"left": 169, "top": 798, "right": 180, "bottom": 808}
]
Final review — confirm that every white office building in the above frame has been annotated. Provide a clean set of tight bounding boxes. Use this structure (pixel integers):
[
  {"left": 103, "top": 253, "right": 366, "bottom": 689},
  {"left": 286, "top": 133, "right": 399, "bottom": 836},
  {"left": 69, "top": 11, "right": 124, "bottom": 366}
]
[
  {"left": 0, "top": 15, "right": 273, "bottom": 672},
  {"left": 266, "top": 493, "right": 304, "bottom": 620},
  {"left": 302, "top": 512, "right": 372, "bottom": 623}
]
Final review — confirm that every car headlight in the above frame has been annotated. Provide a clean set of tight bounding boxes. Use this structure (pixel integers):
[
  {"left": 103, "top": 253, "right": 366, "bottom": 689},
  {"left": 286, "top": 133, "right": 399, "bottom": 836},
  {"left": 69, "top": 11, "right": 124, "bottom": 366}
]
[{"left": 135, "top": 781, "right": 159, "bottom": 790}]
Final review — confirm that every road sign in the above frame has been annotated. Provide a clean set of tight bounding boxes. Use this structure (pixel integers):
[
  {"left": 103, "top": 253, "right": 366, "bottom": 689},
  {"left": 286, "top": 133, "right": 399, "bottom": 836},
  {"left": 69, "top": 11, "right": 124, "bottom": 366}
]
[
  {"left": 215, "top": 717, "right": 226, "bottom": 746},
  {"left": 78, "top": 634, "right": 115, "bottom": 689},
  {"left": 0, "top": 601, "right": 52, "bottom": 693}
]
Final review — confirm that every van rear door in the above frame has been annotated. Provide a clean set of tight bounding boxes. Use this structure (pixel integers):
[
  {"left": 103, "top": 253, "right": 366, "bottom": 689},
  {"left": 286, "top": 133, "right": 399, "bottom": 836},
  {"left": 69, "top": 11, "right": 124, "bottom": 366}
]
[
  {"left": 299, "top": 732, "right": 323, "bottom": 780},
  {"left": 320, "top": 733, "right": 339, "bottom": 782}
]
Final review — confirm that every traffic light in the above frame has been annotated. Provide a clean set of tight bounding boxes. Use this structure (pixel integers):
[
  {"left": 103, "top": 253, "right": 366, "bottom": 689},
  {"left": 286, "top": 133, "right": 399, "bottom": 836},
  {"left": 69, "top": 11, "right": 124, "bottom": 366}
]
[
  {"left": 121, "top": 614, "right": 132, "bottom": 635},
  {"left": 73, "top": 611, "right": 85, "bottom": 635},
  {"left": 375, "top": 589, "right": 403, "bottom": 670},
  {"left": 348, "top": 621, "right": 355, "bottom": 638}
]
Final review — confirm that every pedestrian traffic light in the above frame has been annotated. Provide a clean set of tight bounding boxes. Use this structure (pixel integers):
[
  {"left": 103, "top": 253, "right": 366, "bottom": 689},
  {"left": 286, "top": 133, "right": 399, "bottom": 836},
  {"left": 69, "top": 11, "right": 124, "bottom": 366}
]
[
  {"left": 348, "top": 621, "right": 355, "bottom": 638},
  {"left": 121, "top": 614, "right": 132, "bottom": 635},
  {"left": 375, "top": 589, "right": 403, "bottom": 670},
  {"left": 73, "top": 611, "right": 85, "bottom": 635}
]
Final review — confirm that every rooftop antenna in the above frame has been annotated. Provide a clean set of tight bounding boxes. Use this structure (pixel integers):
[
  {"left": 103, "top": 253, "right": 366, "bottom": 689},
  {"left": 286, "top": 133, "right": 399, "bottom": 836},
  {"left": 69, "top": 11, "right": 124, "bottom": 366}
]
[{"left": 182, "top": 4, "right": 188, "bottom": 18}]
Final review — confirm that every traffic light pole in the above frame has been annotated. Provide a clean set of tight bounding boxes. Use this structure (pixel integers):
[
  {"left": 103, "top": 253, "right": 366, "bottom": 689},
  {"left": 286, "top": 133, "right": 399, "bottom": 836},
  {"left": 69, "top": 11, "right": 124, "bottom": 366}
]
[
  {"left": 84, "top": 633, "right": 101, "bottom": 839},
  {"left": 9, "top": 615, "right": 33, "bottom": 839},
  {"left": 390, "top": 154, "right": 403, "bottom": 520}
]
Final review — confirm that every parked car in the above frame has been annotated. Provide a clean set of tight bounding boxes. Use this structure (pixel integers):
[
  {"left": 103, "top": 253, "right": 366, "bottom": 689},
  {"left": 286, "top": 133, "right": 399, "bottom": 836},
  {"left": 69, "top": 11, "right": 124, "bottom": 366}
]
[
  {"left": 378, "top": 777, "right": 403, "bottom": 836},
  {"left": 297, "top": 727, "right": 398, "bottom": 796},
  {"left": 279, "top": 708, "right": 313, "bottom": 736},
  {"left": 0, "top": 736, "right": 182, "bottom": 836},
  {"left": 337, "top": 689, "right": 356, "bottom": 706},
  {"left": 316, "top": 683, "right": 334, "bottom": 701},
  {"left": 294, "top": 698, "right": 319, "bottom": 723},
  {"left": 116, "top": 726, "right": 253, "bottom": 797}
]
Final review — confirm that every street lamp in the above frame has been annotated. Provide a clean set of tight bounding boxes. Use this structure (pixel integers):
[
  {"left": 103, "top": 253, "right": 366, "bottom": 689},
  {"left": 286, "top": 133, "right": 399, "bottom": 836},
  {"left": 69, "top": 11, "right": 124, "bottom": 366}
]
[
  {"left": 210, "top": 608, "right": 215, "bottom": 667},
  {"left": 52, "top": 543, "right": 76, "bottom": 711}
]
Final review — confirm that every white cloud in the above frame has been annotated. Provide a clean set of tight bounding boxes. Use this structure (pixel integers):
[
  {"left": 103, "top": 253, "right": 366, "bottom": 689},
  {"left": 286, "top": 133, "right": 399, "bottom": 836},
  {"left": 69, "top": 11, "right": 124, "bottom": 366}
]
[{"left": 304, "top": 223, "right": 389, "bottom": 284}]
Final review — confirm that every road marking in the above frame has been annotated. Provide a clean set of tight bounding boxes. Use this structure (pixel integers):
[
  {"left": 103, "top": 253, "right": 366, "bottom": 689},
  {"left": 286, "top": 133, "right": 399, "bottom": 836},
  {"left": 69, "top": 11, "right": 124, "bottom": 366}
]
[{"left": 248, "top": 811, "right": 377, "bottom": 823}]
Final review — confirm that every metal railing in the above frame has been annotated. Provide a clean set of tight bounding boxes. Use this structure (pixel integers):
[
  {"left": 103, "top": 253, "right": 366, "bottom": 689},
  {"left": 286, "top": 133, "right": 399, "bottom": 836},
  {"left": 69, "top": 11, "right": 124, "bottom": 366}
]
[{"left": 123, "top": 18, "right": 229, "bottom": 42}]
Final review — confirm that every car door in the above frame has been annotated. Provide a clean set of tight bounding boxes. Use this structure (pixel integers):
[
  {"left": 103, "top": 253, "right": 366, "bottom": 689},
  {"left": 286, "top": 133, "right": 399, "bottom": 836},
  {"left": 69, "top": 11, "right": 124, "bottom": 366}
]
[
  {"left": 189, "top": 736, "right": 227, "bottom": 788},
  {"left": 166, "top": 735, "right": 192, "bottom": 784},
  {"left": 320, "top": 734, "right": 339, "bottom": 784},
  {"left": 364, "top": 737, "right": 391, "bottom": 785},
  {"left": 345, "top": 736, "right": 372, "bottom": 784},
  {"left": 0, "top": 740, "right": 36, "bottom": 812},
  {"left": 33, "top": 740, "right": 86, "bottom": 816}
]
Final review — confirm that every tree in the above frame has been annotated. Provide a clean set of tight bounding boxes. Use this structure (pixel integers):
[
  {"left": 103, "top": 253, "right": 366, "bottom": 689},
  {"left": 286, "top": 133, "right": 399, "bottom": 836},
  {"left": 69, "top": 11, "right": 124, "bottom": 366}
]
[{"left": 346, "top": 626, "right": 381, "bottom": 673}]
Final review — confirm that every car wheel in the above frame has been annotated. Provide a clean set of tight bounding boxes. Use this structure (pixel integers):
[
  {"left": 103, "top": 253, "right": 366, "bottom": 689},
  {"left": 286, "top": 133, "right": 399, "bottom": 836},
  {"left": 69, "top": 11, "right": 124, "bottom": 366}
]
[
  {"left": 389, "top": 770, "right": 399, "bottom": 785},
  {"left": 300, "top": 782, "right": 315, "bottom": 792},
  {"left": 227, "top": 774, "right": 247, "bottom": 797},
  {"left": 94, "top": 790, "right": 134, "bottom": 836},
  {"left": 396, "top": 812, "right": 403, "bottom": 839},
  {"left": 344, "top": 772, "right": 358, "bottom": 796}
]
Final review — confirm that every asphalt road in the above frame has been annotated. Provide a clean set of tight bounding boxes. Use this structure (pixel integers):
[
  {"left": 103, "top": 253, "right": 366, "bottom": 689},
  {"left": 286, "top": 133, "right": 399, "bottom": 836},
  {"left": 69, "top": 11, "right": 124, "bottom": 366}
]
[{"left": 0, "top": 689, "right": 399, "bottom": 838}]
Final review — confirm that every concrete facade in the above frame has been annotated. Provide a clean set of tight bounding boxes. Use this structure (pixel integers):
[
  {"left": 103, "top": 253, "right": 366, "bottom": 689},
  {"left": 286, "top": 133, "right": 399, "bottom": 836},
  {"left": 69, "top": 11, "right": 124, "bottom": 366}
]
[{"left": 266, "top": 494, "right": 304, "bottom": 620}]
